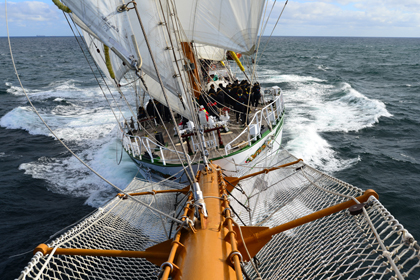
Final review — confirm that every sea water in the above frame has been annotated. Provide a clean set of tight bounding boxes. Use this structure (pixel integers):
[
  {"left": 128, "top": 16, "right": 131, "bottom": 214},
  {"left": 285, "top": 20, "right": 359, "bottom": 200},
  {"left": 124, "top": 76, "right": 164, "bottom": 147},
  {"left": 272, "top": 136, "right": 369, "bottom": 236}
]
[{"left": 0, "top": 36, "right": 419, "bottom": 279}]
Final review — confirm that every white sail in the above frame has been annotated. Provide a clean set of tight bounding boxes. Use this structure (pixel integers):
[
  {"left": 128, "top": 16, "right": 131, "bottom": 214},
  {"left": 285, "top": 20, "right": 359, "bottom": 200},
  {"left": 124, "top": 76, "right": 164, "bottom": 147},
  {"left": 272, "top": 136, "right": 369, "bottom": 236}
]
[
  {"left": 62, "top": 0, "right": 194, "bottom": 120},
  {"left": 173, "top": 0, "right": 266, "bottom": 54},
  {"left": 195, "top": 44, "right": 226, "bottom": 61},
  {"left": 62, "top": 0, "right": 139, "bottom": 67},
  {"left": 125, "top": 0, "right": 195, "bottom": 120},
  {"left": 82, "top": 29, "right": 130, "bottom": 82}
]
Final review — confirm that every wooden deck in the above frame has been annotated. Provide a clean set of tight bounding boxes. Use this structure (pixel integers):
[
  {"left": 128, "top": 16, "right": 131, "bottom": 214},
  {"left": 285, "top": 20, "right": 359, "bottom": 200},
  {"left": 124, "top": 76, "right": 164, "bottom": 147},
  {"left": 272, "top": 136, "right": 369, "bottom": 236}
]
[{"left": 125, "top": 102, "right": 278, "bottom": 165}]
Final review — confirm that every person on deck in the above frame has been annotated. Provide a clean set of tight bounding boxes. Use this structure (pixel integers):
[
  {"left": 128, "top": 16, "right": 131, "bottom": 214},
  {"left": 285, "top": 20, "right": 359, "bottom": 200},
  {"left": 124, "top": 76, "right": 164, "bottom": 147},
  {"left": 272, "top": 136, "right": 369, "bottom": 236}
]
[
  {"left": 154, "top": 100, "right": 162, "bottom": 124},
  {"left": 225, "top": 84, "right": 232, "bottom": 108},
  {"left": 229, "top": 84, "right": 239, "bottom": 109},
  {"left": 208, "top": 84, "right": 216, "bottom": 95},
  {"left": 137, "top": 106, "right": 146, "bottom": 120},
  {"left": 243, "top": 85, "right": 251, "bottom": 121},
  {"left": 235, "top": 89, "right": 246, "bottom": 124},
  {"left": 146, "top": 99, "right": 155, "bottom": 120},
  {"left": 252, "top": 82, "right": 261, "bottom": 108},
  {"left": 216, "top": 87, "right": 225, "bottom": 108},
  {"left": 163, "top": 105, "right": 171, "bottom": 122},
  {"left": 206, "top": 84, "right": 218, "bottom": 117}
]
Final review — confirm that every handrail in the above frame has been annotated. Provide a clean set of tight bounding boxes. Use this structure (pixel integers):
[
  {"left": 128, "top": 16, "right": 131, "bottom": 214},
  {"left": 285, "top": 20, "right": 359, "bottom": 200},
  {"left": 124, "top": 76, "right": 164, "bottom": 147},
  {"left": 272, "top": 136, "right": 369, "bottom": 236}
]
[
  {"left": 120, "top": 90, "right": 284, "bottom": 163},
  {"left": 224, "top": 111, "right": 261, "bottom": 155},
  {"left": 225, "top": 92, "right": 284, "bottom": 155},
  {"left": 120, "top": 129, "right": 188, "bottom": 165}
]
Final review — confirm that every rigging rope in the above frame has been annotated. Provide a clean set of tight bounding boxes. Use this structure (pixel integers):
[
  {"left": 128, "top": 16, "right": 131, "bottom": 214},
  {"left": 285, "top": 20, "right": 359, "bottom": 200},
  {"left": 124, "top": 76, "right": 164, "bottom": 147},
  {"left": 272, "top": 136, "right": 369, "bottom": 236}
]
[
  {"left": 5, "top": 2, "right": 184, "bottom": 225},
  {"left": 130, "top": 1, "right": 197, "bottom": 185},
  {"left": 65, "top": 15, "right": 145, "bottom": 142},
  {"left": 256, "top": 0, "right": 289, "bottom": 66},
  {"left": 73, "top": 19, "right": 161, "bottom": 144}
]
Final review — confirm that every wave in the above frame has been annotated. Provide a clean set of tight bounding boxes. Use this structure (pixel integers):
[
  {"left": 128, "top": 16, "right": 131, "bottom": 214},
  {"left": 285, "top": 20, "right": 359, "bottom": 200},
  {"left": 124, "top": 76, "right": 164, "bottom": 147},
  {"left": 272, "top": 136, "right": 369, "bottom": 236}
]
[
  {"left": 284, "top": 126, "right": 361, "bottom": 173},
  {"left": 261, "top": 74, "right": 326, "bottom": 84},
  {"left": 0, "top": 105, "right": 118, "bottom": 141},
  {"left": 317, "top": 65, "right": 329, "bottom": 71},
  {"left": 265, "top": 73, "right": 391, "bottom": 173},
  {"left": 2, "top": 79, "right": 138, "bottom": 207},
  {"left": 19, "top": 128, "right": 138, "bottom": 207}
]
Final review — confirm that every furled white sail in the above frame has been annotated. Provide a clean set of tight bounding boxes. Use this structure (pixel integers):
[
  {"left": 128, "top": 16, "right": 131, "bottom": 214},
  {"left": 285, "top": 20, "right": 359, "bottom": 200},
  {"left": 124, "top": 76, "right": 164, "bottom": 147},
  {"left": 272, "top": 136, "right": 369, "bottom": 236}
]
[{"left": 173, "top": 0, "right": 266, "bottom": 54}]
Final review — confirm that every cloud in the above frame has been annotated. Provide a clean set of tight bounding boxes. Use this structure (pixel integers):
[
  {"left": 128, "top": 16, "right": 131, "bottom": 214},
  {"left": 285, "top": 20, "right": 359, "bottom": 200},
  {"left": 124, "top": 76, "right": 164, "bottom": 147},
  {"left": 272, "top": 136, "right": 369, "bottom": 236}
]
[
  {"left": 264, "top": 0, "right": 420, "bottom": 37},
  {"left": 0, "top": 1, "right": 71, "bottom": 36},
  {"left": 0, "top": 1, "right": 60, "bottom": 22},
  {"left": 0, "top": 0, "right": 419, "bottom": 37}
]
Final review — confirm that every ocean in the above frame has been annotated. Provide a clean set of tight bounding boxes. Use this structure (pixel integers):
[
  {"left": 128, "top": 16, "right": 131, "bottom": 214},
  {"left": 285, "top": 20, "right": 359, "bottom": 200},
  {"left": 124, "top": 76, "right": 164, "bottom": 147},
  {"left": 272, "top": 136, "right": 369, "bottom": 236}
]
[{"left": 0, "top": 36, "right": 419, "bottom": 279}]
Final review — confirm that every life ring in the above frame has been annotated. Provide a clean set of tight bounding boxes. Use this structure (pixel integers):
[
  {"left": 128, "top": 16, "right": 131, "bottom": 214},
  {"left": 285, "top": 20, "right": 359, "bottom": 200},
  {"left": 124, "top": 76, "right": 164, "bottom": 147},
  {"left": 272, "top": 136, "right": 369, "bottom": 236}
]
[{"left": 210, "top": 64, "right": 217, "bottom": 70}]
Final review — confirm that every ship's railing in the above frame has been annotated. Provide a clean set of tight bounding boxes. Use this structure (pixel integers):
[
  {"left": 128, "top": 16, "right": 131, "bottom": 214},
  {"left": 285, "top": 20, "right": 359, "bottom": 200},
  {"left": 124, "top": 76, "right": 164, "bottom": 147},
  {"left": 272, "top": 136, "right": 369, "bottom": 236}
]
[
  {"left": 224, "top": 92, "right": 284, "bottom": 155},
  {"left": 120, "top": 129, "right": 190, "bottom": 165},
  {"left": 120, "top": 91, "right": 284, "bottom": 163}
]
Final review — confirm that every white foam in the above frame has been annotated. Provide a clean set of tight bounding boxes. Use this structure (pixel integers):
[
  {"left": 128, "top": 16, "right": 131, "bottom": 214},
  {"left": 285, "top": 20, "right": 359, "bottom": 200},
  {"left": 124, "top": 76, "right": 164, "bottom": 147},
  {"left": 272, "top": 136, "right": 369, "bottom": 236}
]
[
  {"left": 0, "top": 105, "right": 120, "bottom": 141},
  {"left": 6, "top": 84, "right": 25, "bottom": 95},
  {"left": 19, "top": 128, "right": 138, "bottom": 207},
  {"left": 268, "top": 73, "right": 391, "bottom": 173},
  {"left": 261, "top": 74, "right": 326, "bottom": 84},
  {"left": 3, "top": 79, "right": 139, "bottom": 207},
  {"left": 284, "top": 126, "right": 360, "bottom": 173},
  {"left": 317, "top": 65, "right": 329, "bottom": 71}
]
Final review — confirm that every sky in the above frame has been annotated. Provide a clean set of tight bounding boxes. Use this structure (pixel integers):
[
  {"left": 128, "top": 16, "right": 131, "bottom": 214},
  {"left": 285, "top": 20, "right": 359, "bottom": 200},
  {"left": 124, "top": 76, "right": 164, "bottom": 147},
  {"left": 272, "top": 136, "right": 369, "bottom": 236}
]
[{"left": 0, "top": 0, "right": 419, "bottom": 38}]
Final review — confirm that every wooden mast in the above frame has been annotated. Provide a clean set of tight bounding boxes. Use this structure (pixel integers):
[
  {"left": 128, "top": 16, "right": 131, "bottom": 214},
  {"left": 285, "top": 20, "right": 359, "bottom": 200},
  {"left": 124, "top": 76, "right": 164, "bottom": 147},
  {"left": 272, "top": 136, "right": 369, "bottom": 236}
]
[{"left": 181, "top": 42, "right": 201, "bottom": 99}]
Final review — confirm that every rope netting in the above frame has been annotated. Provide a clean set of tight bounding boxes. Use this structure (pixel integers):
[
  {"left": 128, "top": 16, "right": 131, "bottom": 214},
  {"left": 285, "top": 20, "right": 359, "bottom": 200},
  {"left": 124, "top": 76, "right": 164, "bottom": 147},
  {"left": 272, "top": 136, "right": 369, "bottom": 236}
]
[
  {"left": 18, "top": 178, "right": 188, "bottom": 280},
  {"left": 230, "top": 151, "right": 420, "bottom": 279},
  {"left": 17, "top": 151, "right": 420, "bottom": 280}
]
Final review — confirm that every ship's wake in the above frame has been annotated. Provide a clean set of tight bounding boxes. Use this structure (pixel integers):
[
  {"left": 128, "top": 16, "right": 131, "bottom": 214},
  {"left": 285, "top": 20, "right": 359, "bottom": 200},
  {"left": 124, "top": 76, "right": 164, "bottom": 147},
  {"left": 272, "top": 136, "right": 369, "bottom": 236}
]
[
  {"left": 259, "top": 72, "right": 392, "bottom": 173},
  {"left": 1, "top": 80, "right": 138, "bottom": 207}
]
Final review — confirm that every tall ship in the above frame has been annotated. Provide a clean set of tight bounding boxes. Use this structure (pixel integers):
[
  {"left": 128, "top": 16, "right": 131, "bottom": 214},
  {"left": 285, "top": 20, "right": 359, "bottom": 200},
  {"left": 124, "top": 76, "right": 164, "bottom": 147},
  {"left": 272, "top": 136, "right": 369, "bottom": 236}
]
[{"left": 8, "top": 0, "right": 420, "bottom": 280}]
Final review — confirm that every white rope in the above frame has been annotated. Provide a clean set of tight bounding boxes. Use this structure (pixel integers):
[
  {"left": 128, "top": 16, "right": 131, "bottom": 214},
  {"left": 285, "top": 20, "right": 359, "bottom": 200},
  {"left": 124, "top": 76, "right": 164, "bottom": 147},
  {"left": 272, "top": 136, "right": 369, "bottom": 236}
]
[
  {"left": 256, "top": 0, "right": 289, "bottom": 66},
  {"left": 5, "top": 1, "right": 183, "bottom": 225},
  {"left": 362, "top": 207, "right": 405, "bottom": 280}
]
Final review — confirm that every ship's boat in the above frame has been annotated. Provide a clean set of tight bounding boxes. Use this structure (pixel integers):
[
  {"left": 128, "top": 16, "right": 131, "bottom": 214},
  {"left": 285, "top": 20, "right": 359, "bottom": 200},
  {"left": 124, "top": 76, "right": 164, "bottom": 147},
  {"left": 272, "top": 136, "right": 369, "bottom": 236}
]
[{"left": 9, "top": 0, "right": 420, "bottom": 279}]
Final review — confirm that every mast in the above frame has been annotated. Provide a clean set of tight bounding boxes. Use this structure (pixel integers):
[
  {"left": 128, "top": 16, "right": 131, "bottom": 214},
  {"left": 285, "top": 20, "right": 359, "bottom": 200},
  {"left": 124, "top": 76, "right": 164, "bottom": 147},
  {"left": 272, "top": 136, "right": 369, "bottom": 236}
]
[
  {"left": 129, "top": 1, "right": 208, "bottom": 218},
  {"left": 181, "top": 42, "right": 201, "bottom": 99}
]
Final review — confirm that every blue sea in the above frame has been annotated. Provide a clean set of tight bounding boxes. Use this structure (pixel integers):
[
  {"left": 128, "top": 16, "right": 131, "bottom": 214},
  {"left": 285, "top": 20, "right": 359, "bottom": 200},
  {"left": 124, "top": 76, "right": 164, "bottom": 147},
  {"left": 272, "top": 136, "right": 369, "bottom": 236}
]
[{"left": 0, "top": 36, "right": 419, "bottom": 279}]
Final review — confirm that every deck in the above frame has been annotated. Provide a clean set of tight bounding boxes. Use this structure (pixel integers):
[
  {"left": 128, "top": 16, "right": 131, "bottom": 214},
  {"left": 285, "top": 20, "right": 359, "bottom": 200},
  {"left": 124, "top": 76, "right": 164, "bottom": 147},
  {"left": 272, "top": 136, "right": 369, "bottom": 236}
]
[{"left": 122, "top": 95, "right": 284, "bottom": 165}]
